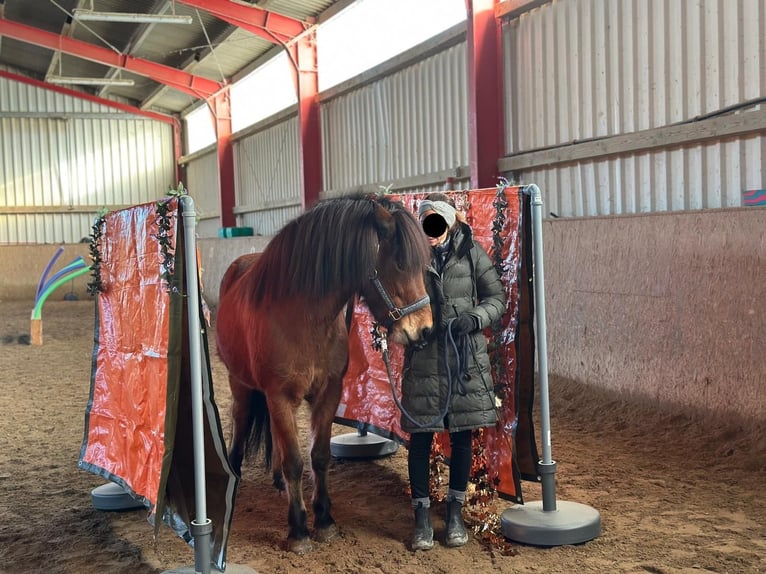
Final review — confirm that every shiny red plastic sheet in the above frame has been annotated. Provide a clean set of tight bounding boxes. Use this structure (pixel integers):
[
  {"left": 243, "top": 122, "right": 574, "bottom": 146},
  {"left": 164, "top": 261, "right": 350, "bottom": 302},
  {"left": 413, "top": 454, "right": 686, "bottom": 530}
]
[
  {"left": 80, "top": 201, "right": 176, "bottom": 504},
  {"left": 78, "top": 198, "right": 237, "bottom": 571},
  {"left": 337, "top": 187, "right": 530, "bottom": 502}
]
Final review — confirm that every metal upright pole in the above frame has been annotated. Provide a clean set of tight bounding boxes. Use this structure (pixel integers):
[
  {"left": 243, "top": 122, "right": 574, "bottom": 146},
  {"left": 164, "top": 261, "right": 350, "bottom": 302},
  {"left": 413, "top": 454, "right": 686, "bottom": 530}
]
[
  {"left": 163, "top": 195, "right": 256, "bottom": 574},
  {"left": 181, "top": 196, "right": 212, "bottom": 574},
  {"left": 528, "top": 184, "right": 557, "bottom": 512},
  {"left": 500, "top": 184, "right": 601, "bottom": 546},
  {"left": 163, "top": 195, "right": 257, "bottom": 574}
]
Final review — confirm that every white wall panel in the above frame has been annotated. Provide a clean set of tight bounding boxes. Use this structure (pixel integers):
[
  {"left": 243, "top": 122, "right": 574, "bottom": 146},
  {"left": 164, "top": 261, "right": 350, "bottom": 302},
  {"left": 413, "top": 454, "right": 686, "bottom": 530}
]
[
  {"left": 525, "top": 135, "right": 764, "bottom": 219},
  {"left": 321, "top": 41, "right": 468, "bottom": 195},
  {"left": 502, "top": 0, "right": 766, "bottom": 216},
  {"left": 233, "top": 114, "right": 302, "bottom": 236},
  {"left": 0, "top": 70, "right": 176, "bottom": 243},
  {"left": 183, "top": 149, "right": 221, "bottom": 239}
]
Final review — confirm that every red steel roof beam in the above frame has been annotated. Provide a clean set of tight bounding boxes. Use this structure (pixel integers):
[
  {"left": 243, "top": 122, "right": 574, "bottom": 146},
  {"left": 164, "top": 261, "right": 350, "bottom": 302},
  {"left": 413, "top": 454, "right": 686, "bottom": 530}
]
[
  {"left": 465, "top": 0, "right": 504, "bottom": 189},
  {"left": 0, "top": 17, "right": 222, "bottom": 99},
  {"left": 175, "top": 0, "right": 307, "bottom": 45},
  {"left": 0, "top": 69, "right": 176, "bottom": 124}
]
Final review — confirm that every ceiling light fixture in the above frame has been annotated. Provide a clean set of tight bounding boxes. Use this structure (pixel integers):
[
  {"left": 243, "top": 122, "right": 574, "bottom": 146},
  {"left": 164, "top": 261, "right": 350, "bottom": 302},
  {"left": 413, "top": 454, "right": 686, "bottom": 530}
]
[
  {"left": 72, "top": 9, "right": 193, "bottom": 25},
  {"left": 46, "top": 75, "right": 136, "bottom": 87}
]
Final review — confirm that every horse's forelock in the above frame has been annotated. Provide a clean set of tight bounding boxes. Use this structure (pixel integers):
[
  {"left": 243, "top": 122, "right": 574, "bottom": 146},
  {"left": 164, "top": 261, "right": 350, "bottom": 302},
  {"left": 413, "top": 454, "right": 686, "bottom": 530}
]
[{"left": 385, "top": 201, "right": 432, "bottom": 273}]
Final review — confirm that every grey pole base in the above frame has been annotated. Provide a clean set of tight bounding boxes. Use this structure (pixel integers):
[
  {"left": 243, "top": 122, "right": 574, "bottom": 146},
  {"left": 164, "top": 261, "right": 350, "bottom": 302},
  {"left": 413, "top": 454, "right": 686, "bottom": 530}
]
[
  {"left": 501, "top": 500, "right": 601, "bottom": 546},
  {"left": 330, "top": 431, "right": 399, "bottom": 459},
  {"left": 91, "top": 482, "right": 144, "bottom": 511},
  {"left": 162, "top": 565, "right": 258, "bottom": 574}
]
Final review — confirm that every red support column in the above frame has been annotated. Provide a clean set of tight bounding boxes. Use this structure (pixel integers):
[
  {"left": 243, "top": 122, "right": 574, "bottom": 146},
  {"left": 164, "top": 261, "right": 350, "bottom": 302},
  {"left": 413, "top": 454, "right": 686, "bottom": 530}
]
[
  {"left": 211, "top": 90, "right": 236, "bottom": 228},
  {"left": 172, "top": 121, "right": 184, "bottom": 187},
  {"left": 465, "top": 0, "right": 504, "bottom": 189},
  {"left": 290, "top": 31, "right": 322, "bottom": 209}
]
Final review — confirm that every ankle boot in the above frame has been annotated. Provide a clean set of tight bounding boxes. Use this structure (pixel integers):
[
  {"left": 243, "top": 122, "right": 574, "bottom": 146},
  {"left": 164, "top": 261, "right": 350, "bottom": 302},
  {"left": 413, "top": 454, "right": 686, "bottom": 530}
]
[
  {"left": 411, "top": 502, "right": 434, "bottom": 551},
  {"left": 445, "top": 499, "right": 468, "bottom": 547}
]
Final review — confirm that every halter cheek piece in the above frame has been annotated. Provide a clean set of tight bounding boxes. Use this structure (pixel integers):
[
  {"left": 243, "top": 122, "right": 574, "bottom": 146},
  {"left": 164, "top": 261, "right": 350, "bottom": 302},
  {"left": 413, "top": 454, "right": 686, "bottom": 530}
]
[{"left": 369, "top": 271, "right": 430, "bottom": 324}]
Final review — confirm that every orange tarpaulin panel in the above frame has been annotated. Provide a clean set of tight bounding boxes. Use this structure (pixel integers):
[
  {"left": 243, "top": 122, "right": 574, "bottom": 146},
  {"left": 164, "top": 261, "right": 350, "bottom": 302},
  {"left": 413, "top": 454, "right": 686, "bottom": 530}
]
[
  {"left": 78, "top": 197, "right": 238, "bottom": 571},
  {"left": 337, "top": 186, "right": 540, "bottom": 503},
  {"left": 80, "top": 201, "right": 175, "bottom": 504}
]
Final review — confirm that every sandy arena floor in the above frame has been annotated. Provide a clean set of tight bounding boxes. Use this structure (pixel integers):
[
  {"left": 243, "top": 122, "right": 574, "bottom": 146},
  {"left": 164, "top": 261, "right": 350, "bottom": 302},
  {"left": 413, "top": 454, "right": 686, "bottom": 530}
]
[{"left": 0, "top": 299, "right": 764, "bottom": 574}]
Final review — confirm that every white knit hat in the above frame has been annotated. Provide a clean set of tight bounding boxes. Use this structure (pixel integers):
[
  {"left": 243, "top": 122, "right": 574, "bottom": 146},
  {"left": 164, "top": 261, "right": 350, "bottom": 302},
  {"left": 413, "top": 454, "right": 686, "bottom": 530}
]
[{"left": 418, "top": 199, "right": 456, "bottom": 229}]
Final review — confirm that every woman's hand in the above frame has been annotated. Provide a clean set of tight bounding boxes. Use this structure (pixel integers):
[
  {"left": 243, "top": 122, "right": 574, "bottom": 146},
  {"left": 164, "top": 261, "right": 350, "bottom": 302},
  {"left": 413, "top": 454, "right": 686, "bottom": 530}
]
[{"left": 451, "top": 314, "right": 477, "bottom": 336}]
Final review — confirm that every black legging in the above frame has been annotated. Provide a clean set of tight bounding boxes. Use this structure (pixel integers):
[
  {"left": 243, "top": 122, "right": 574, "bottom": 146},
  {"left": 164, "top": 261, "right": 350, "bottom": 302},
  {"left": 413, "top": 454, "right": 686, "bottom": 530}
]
[{"left": 408, "top": 429, "right": 473, "bottom": 500}]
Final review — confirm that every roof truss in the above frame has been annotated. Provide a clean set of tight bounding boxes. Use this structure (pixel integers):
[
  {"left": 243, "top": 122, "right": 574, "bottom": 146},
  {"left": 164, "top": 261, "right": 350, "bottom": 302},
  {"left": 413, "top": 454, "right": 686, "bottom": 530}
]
[
  {"left": 0, "top": 15, "right": 223, "bottom": 99},
  {"left": 0, "top": 1, "right": 312, "bottom": 104}
]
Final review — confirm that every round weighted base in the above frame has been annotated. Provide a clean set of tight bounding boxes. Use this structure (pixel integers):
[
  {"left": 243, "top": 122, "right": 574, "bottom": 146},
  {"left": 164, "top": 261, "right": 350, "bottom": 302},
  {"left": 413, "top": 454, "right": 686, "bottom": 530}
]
[
  {"left": 91, "top": 482, "right": 144, "bottom": 511},
  {"left": 500, "top": 500, "right": 601, "bottom": 547},
  {"left": 330, "top": 432, "right": 399, "bottom": 459}
]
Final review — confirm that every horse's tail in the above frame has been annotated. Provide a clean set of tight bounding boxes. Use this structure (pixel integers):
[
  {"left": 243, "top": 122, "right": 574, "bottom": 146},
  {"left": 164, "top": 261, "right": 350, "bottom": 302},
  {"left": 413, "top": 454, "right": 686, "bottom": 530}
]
[{"left": 245, "top": 389, "right": 274, "bottom": 471}]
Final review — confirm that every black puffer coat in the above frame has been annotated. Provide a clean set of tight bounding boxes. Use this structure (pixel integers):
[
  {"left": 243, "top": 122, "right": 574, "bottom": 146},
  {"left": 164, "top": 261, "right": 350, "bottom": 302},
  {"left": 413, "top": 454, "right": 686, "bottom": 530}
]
[{"left": 400, "top": 222, "right": 506, "bottom": 434}]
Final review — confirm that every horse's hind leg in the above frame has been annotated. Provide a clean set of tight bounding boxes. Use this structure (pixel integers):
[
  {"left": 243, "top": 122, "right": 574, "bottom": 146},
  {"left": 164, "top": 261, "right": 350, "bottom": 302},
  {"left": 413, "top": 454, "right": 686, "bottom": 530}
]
[
  {"left": 228, "top": 378, "right": 256, "bottom": 475},
  {"left": 309, "top": 377, "right": 343, "bottom": 543},
  {"left": 267, "top": 394, "right": 312, "bottom": 554}
]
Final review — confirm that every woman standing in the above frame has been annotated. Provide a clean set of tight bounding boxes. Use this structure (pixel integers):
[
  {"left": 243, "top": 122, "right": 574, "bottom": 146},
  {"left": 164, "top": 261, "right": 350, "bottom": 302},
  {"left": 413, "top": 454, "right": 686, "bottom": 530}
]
[{"left": 402, "top": 192, "right": 506, "bottom": 550}]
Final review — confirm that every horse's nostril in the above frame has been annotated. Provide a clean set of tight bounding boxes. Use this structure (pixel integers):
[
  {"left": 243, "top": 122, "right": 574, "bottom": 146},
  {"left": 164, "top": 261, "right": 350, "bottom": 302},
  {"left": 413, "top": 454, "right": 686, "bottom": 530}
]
[{"left": 421, "top": 327, "right": 432, "bottom": 341}]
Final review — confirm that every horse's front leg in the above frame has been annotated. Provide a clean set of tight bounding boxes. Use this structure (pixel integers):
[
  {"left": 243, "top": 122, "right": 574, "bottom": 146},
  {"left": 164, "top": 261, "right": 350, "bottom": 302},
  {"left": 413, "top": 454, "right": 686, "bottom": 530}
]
[
  {"left": 309, "top": 375, "right": 343, "bottom": 543},
  {"left": 267, "top": 394, "right": 312, "bottom": 554}
]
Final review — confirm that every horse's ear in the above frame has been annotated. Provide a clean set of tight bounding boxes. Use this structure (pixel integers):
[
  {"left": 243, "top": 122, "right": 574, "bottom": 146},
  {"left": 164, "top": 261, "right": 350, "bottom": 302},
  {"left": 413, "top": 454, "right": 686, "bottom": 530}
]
[{"left": 372, "top": 201, "right": 395, "bottom": 240}]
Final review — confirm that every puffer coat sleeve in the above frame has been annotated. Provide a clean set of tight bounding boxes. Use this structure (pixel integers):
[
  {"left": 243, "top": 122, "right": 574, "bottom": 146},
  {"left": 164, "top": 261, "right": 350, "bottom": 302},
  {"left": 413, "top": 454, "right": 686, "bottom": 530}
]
[{"left": 400, "top": 224, "right": 506, "bottom": 434}]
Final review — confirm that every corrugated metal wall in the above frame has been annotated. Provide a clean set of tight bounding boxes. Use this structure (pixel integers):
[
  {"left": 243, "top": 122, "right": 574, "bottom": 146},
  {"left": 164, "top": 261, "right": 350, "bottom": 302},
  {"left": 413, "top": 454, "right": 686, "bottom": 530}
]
[
  {"left": 0, "top": 68, "right": 176, "bottom": 243},
  {"left": 321, "top": 38, "right": 470, "bottom": 196},
  {"left": 183, "top": 148, "right": 221, "bottom": 239},
  {"left": 9, "top": 3, "right": 765, "bottom": 240},
  {"left": 233, "top": 113, "right": 303, "bottom": 236},
  {"left": 501, "top": 0, "right": 766, "bottom": 217}
]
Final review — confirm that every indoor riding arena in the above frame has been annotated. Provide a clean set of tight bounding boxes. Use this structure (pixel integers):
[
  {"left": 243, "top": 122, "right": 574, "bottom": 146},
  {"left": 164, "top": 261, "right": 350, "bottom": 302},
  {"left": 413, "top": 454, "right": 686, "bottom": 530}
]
[{"left": 1, "top": 1, "right": 764, "bottom": 573}]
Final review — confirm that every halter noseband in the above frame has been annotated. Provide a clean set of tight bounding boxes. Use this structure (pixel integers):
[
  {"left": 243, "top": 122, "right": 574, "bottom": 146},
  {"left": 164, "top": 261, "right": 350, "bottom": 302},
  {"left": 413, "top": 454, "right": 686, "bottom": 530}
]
[{"left": 369, "top": 272, "right": 430, "bottom": 323}]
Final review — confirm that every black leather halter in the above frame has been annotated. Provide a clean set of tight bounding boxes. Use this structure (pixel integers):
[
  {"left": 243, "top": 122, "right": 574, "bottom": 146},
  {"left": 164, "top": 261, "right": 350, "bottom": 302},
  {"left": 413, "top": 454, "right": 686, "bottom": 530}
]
[{"left": 369, "top": 271, "right": 430, "bottom": 324}]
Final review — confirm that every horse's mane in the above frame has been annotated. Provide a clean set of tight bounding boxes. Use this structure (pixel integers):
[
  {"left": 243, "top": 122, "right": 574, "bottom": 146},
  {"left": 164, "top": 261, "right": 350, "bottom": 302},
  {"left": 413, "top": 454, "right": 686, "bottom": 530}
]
[{"left": 245, "top": 194, "right": 429, "bottom": 306}]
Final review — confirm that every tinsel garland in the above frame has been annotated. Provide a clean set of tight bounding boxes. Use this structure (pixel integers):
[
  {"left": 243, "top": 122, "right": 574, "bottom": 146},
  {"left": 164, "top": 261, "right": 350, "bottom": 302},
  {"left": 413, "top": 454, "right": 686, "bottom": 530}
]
[
  {"left": 489, "top": 179, "right": 511, "bottom": 395},
  {"left": 86, "top": 212, "right": 107, "bottom": 296},
  {"left": 155, "top": 198, "right": 177, "bottom": 293}
]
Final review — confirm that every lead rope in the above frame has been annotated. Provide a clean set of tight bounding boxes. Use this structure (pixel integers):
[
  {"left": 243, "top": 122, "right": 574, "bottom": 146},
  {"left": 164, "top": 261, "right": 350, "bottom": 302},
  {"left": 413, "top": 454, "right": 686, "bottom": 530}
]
[{"left": 373, "top": 320, "right": 467, "bottom": 429}]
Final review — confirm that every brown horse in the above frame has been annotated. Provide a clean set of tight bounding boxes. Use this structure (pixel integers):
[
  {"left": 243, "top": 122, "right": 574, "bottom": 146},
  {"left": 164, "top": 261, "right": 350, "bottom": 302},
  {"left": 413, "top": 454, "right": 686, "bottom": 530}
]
[{"left": 215, "top": 194, "right": 433, "bottom": 554}]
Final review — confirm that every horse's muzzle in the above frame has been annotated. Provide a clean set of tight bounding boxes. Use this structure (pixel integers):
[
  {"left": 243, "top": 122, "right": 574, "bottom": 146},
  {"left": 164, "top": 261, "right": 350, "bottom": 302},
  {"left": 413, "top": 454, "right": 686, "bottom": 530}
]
[{"left": 411, "top": 326, "right": 432, "bottom": 350}]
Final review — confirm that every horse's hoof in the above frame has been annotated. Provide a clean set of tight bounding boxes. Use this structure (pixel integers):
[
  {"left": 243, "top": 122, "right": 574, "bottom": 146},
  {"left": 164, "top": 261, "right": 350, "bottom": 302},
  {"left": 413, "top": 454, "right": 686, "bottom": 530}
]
[
  {"left": 272, "top": 471, "right": 285, "bottom": 492},
  {"left": 288, "top": 537, "right": 313, "bottom": 555},
  {"left": 314, "top": 523, "right": 339, "bottom": 543}
]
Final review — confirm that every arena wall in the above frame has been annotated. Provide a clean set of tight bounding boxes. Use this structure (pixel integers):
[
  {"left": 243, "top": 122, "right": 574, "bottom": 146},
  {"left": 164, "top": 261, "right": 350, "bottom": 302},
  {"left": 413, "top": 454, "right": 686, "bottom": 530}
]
[
  {"left": 0, "top": 237, "right": 270, "bottom": 306},
  {"left": 2, "top": 207, "right": 762, "bottom": 425},
  {"left": 197, "top": 236, "right": 272, "bottom": 306},
  {"left": 543, "top": 206, "right": 765, "bottom": 425},
  {"left": 0, "top": 244, "right": 92, "bottom": 303}
]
